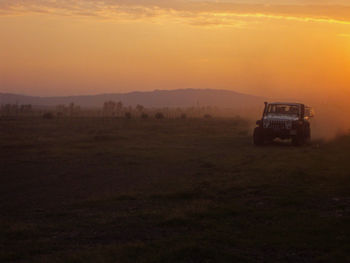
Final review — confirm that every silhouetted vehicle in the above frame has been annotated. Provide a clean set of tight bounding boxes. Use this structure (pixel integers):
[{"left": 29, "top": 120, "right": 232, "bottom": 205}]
[{"left": 254, "top": 102, "right": 314, "bottom": 146}]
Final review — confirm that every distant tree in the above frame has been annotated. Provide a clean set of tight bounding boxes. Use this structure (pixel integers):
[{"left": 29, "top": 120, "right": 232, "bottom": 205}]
[
  {"left": 20, "top": 104, "right": 32, "bottom": 114},
  {"left": 103, "top": 101, "right": 116, "bottom": 116},
  {"left": 69, "top": 102, "right": 74, "bottom": 112},
  {"left": 116, "top": 101, "right": 123, "bottom": 117},
  {"left": 69, "top": 102, "right": 75, "bottom": 117},
  {"left": 56, "top": 112, "right": 64, "bottom": 118},
  {"left": 204, "top": 114, "right": 212, "bottom": 119},
  {"left": 1, "top": 104, "right": 19, "bottom": 117},
  {"left": 136, "top": 104, "right": 144, "bottom": 115},
  {"left": 13, "top": 104, "right": 19, "bottom": 116},
  {"left": 56, "top": 104, "right": 67, "bottom": 117},
  {"left": 163, "top": 107, "right": 169, "bottom": 119},
  {"left": 176, "top": 107, "right": 183, "bottom": 118}
]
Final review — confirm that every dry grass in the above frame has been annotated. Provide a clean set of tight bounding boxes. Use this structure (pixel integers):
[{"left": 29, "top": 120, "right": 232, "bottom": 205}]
[{"left": 0, "top": 117, "right": 349, "bottom": 262}]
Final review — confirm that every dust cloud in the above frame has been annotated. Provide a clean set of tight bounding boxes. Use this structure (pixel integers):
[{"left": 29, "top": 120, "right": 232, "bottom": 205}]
[{"left": 311, "top": 103, "right": 350, "bottom": 141}]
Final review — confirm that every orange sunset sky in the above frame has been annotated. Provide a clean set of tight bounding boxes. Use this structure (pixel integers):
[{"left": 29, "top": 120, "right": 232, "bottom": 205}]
[{"left": 0, "top": 0, "right": 350, "bottom": 105}]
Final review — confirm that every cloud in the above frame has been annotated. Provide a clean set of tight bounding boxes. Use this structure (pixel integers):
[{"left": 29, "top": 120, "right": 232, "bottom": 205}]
[{"left": 1, "top": 0, "right": 350, "bottom": 27}]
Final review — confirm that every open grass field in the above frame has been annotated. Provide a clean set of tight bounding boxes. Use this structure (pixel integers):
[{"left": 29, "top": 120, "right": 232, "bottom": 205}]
[{"left": 1, "top": 117, "right": 350, "bottom": 262}]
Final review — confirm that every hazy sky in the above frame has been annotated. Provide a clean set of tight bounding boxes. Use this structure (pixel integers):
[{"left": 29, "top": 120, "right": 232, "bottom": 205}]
[{"left": 1, "top": 0, "right": 350, "bottom": 104}]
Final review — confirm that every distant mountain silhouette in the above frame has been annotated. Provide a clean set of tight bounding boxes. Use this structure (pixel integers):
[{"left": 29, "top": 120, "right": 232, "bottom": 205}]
[{"left": 0, "top": 89, "right": 266, "bottom": 108}]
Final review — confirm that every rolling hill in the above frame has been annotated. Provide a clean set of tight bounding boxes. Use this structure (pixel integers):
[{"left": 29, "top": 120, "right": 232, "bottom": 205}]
[{"left": 0, "top": 89, "right": 266, "bottom": 108}]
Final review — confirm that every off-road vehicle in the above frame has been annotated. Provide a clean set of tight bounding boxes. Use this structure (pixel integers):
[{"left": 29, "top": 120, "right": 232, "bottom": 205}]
[{"left": 254, "top": 102, "right": 314, "bottom": 146}]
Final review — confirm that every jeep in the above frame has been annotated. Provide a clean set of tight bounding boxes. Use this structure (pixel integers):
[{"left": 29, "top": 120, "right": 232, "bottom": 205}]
[{"left": 254, "top": 102, "right": 314, "bottom": 146}]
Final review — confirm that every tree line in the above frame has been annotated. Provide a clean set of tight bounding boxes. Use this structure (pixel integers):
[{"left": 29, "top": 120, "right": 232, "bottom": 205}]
[{"left": 0, "top": 101, "right": 248, "bottom": 119}]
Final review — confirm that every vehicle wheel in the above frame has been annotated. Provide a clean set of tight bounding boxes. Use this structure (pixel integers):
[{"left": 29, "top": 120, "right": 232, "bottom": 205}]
[
  {"left": 305, "top": 128, "right": 311, "bottom": 144},
  {"left": 292, "top": 132, "right": 305, "bottom": 146},
  {"left": 253, "top": 127, "right": 264, "bottom": 146},
  {"left": 292, "top": 136, "right": 299, "bottom": 146}
]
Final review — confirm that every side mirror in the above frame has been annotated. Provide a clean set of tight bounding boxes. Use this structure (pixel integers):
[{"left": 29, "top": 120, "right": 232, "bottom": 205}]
[{"left": 310, "top": 108, "right": 315, "bottom": 118}]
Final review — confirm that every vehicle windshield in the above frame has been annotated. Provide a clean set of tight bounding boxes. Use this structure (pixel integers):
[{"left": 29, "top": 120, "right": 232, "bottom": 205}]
[{"left": 267, "top": 104, "right": 299, "bottom": 116}]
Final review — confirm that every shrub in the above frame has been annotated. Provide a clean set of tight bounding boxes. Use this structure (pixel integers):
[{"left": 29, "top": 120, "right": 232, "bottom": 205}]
[
  {"left": 203, "top": 114, "right": 212, "bottom": 119},
  {"left": 141, "top": 113, "right": 149, "bottom": 119},
  {"left": 180, "top": 113, "right": 187, "bottom": 119},
  {"left": 56, "top": 112, "right": 64, "bottom": 118},
  {"left": 42, "top": 112, "right": 54, "bottom": 119},
  {"left": 124, "top": 112, "right": 132, "bottom": 119},
  {"left": 155, "top": 112, "right": 164, "bottom": 119}
]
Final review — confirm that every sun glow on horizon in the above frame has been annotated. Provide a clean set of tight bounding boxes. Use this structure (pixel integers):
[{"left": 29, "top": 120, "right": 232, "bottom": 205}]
[{"left": 0, "top": 0, "right": 350, "bottom": 109}]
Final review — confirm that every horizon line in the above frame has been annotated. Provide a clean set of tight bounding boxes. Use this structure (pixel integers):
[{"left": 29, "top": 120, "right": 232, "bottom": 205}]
[{"left": 0, "top": 88, "right": 262, "bottom": 99}]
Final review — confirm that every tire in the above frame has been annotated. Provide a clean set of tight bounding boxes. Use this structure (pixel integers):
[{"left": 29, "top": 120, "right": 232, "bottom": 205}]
[
  {"left": 253, "top": 127, "right": 264, "bottom": 146},
  {"left": 305, "top": 127, "right": 311, "bottom": 144},
  {"left": 292, "top": 136, "right": 299, "bottom": 146},
  {"left": 292, "top": 131, "right": 305, "bottom": 146}
]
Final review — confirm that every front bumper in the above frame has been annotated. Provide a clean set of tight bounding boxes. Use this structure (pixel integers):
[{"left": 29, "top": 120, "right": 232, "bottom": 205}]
[{"left": 263, "top": 128, "right": 297, "bottom": 138}]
